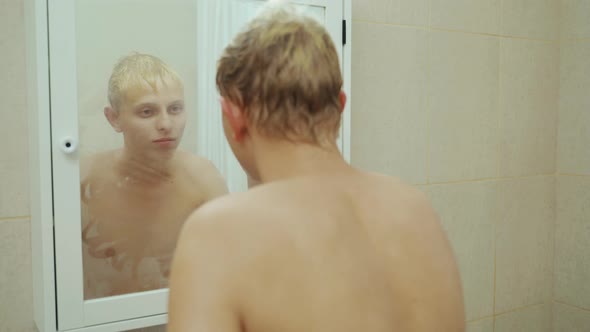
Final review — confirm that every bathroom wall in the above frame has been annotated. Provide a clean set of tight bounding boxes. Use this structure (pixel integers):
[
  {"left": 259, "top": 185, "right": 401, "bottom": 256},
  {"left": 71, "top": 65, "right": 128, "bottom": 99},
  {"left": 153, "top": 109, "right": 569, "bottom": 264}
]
[
  {"left": 553, "top": 0, "right": 590, "bottom": 331},
  {"left": 0, "top": 0, "right": 572, "bottom": 331},
  {"left": 351, "top": 1, "right": 559, "bottom": 331},
  {"left": 0, "top": 0, "right": 35, "bottom": 329}
]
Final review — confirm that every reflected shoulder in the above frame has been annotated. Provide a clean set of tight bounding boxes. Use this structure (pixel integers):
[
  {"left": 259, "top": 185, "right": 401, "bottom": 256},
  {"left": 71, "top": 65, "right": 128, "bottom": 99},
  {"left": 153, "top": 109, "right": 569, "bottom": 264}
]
[
  {"left": 177, "top": 150, "right": 221, "bottom": 175},
  {"left": 80, "top": 149, "right": 118, "bottom": 181},
  {"left": 176, "top": 150, "right": 228, "bottom": 197}
]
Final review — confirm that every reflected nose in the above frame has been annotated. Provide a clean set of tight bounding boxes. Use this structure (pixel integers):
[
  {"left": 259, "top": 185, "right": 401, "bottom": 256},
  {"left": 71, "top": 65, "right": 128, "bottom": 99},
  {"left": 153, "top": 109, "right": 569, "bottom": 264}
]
[{"left": 156, "top": 112, "right": 172, "bottom": 132}]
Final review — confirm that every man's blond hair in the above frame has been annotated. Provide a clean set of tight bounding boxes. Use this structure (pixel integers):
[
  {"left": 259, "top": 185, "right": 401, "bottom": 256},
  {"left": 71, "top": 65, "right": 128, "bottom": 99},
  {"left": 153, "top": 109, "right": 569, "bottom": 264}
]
[
  {"left": 108, "top": 53, "right": 183, "bottom": 110},
  {"left": 216, "top": 4, "right": 343, "bottom": 144}
]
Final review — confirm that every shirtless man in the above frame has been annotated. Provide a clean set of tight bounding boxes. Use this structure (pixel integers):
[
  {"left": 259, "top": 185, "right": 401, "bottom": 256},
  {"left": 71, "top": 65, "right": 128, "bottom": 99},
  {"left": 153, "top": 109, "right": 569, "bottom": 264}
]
[
  {"left": 80, "top": 53, "right": 227, "bottom": 299},
  {"left": 168, "top": 5, "right": 465, "bottom": 332}
]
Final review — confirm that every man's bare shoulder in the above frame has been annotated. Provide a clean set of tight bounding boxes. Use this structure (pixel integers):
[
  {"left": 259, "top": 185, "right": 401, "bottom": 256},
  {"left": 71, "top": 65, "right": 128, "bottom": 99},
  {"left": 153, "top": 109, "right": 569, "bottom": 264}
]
[
  {"left": 177, "top": 190, "right": 285, "bottom": 280},
  {"left": 181, "top": 185, "right": 294, "bottom": 249},
  {"left": 188, "top": 172, "right": 432, "bottom": 220},
  {"left": 180, "top": 171, "right": 437, "bottom": 249},
  {"left": 363, "top": 172, "right": 434, "bottom": 214},
  {"left": 184, "top": 187, "right": 278, "bottom": 230}
]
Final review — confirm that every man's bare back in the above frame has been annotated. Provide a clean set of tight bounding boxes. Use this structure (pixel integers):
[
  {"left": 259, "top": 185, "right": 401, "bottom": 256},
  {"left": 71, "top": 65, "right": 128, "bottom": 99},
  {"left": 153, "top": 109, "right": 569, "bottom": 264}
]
[
  {"left": 168, "top": 5, "right": 464, "bottom": 331},
  {"left": 81, "top": 149, "right": 226, "bottom": 299},
  {"left": 169, "top": 170, "right": 464, "bottom": 331}
]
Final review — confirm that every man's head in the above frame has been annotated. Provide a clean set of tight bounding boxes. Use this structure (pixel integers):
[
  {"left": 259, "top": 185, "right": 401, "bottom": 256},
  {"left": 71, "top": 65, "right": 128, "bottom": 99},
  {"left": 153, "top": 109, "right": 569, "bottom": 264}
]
[
  {"left": 104, "top": 53, "right": 186, "bottom": 156},
  {"left": 216, "top": 4, "right": 346, "bottom": 177}
]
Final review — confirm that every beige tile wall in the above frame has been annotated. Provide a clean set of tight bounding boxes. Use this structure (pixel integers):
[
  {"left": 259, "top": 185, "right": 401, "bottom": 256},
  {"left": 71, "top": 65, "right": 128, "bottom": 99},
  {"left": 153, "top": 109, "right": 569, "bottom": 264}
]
[
  {"left": 0, "top": 0, "right": 35, "bottom": 330},
  {"left": 0, "top": 0, "right": 28, "bottom": 219},
  {"left": 430, "top": 0, "right": 501, "bottom": 35},
  {"left": 553, "top": 303, "right": 590, "bottom": 332},
  {"left": 560, "top": 0, "right": 590, "bottom": 40},
  {"left": 557, "top": 40, "right": 590, "bottom": 174},
  {"left": 499, "top": 39, "right": 558, "bottom": 177},
  {"left": 351, "top": 22, "right": 429, "bottom": 184},
  {"left": 352, "top": 0, "right": 429, "bottom": 26},
  {"left": 495, "top": 177, "right": 554, "bottom": 312},
  {"left": 428, "top": 31, "right": 499, "bottom": 182},
  {"left": 494, "top": 303, "right": 553, "bottom": 332},
  {"left": 0, "top": 218, "right": 35, "bottom": 331},
  {"left": 2, "top": 0, "right": 580, "bottom": 331},
  {"left": 554, "top": 0, "right": 590, "bottom": 330},
  {"left": 427, "top": 182, "right": 496, "bottom": 321},
  {"left": 467, "top": 317, "right": 494, "bottom": 332},
  {"left": 554, "top": 176, "right": 590, "bottom": 309},
  {"left": 501, "top": 0, "right": 559, "bottom": 40},
  {"left": 351, "top": 0, "right": 560, "bottom": 329}
]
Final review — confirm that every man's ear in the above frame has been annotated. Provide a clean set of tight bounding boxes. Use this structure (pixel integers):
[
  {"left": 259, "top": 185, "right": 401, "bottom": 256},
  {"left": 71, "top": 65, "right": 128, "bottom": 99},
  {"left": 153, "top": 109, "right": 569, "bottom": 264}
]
[
  {"left": 339, "top": 90, "right": 347, "bottom": 113},
  {"left": 220, "top": 97, "right": 248, "bottom": 142},
  {"left": 104, "top": 106, "right": 122, "bottom": 133}
]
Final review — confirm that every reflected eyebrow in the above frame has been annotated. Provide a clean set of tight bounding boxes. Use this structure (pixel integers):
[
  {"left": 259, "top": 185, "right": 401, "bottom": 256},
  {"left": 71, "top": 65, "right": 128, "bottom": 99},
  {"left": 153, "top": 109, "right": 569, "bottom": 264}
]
[
  {"left": 169, "top": 100, "right": 185, "bottom": 106},
  {"left": 134, "top": 102, "right": 158, "bottom": 110}
]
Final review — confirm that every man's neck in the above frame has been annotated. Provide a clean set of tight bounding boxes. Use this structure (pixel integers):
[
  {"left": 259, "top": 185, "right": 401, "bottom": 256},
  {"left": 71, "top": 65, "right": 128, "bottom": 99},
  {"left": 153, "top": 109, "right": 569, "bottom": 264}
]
[
  {"left": 116, "top": 148, "right": 176, "bottom": 185},
  {"left": 253, "top": 139, "right": 352, "bottom": 183}
]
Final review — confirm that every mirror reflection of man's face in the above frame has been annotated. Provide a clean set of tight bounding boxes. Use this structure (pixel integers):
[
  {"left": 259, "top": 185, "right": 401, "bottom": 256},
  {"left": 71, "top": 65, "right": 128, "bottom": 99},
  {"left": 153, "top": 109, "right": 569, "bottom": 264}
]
[{"left": 117, "top": 81, "right": 186, "bottom": 155}]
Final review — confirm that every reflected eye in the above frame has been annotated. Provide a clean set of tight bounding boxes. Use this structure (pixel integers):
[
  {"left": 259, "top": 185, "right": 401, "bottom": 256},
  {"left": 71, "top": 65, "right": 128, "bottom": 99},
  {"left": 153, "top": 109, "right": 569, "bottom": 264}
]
[
  {"left": 139, "top": 109, "right": 153, "bottom": 117},
  {"left": 170, "top": 105, "right": 184, "bottom": 114}
]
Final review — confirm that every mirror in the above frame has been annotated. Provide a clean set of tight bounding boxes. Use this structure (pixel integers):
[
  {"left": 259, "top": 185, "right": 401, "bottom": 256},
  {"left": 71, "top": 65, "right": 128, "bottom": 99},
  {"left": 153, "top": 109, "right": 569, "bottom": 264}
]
[
  {"left": 73, "top": 0, "right": 229, "bottom": 300},
  {"left": 68, "top": 0, "right": 342, "bottom": 303}
]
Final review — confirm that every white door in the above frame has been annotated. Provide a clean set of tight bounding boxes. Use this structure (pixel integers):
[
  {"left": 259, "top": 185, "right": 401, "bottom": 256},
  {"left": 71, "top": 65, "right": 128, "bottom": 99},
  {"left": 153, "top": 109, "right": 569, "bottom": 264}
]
[
  {"left": 49, "top": 0, "right": 345, "bottom": 330},
  {"left": 197, "top": 0, "right": 346, "bottom": 193}
]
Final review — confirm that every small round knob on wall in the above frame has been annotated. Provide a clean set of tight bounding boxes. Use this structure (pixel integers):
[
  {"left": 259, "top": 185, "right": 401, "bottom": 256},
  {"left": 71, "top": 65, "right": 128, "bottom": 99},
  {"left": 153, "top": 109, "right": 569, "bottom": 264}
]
[{"left": 60, "top": 136, "right": 78, "bottom": 154}]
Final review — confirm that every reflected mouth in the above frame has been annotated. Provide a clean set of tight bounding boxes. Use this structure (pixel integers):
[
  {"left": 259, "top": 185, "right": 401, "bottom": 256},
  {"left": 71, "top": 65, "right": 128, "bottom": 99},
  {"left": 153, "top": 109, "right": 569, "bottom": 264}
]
[{"left": 153, "top": 138, "right": 175, "bottom": 143}]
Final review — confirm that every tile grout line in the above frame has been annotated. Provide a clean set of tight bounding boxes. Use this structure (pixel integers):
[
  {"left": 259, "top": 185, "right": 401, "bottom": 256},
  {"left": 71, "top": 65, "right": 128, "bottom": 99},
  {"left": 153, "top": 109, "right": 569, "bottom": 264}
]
[
  {"left": 493, "top": 1, "right": 504, "bottom": 328},
  {"left": 496, "top": 27, "right": 503, "bottom": 188},
  {"left": 466, "top": 314, "right": 495, "bottom": 324},
  {"left": 422, "top": 173, "right": 557, "bottom": 186},
  {"left": 554, "top": 301, "right": 590, "bottom": 313},
  {"left": 429, "top": 28, "right": 554, "bottom": 43},
  {"left": 0, "top": 215, "right": 31, "bottom": 222},
  {"left": 561, "top": 37, "right": 590, "bottom": 42},
  {"left": 352, "top": 19, "right": 430, "bottom": 31},
  {"left": 465, "top": 304, "right": 551, "bottom": 329},
  {"left": 351, "top": 19, "right": 557, "bottom": 42},
  {"left": 554, "top": 26, "right": 562, "bottom": 314},
  {"left": 493, "top": 228, "right": 498, "bottom": 329},
  {"left": 555, "top": 28, "right": 563, "bottom": 178},
  {"left": 553, "top": 21, "right": 562, "bottom": 315},
  {"left": 495, "top": 302, "right": 547, "bottom": 317},
  {"left": 425, "top": 0, "right": 432, "bottom": 186},
  {"left": 556, "top": 173, "right": 590, "bottom": 177}
]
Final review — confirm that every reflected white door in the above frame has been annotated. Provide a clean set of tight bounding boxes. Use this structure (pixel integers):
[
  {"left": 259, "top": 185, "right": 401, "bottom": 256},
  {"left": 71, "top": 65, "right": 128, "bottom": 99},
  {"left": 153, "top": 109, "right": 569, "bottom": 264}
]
[{"left": 197, "top": 0, "right": 345, "bottom": 193}]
